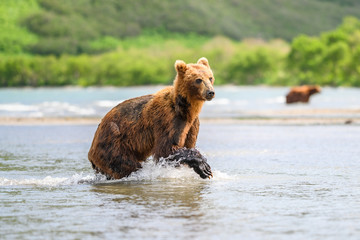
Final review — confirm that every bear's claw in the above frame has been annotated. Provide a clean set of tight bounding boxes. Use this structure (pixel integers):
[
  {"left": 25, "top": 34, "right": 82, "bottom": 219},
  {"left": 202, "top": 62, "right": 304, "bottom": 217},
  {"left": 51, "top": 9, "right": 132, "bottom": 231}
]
[
  {"left": 166, "top": 148, "right": 213, "bottom": 179},
  {"left": 190, "top": 158, "right": 213, "bottom": 179}
]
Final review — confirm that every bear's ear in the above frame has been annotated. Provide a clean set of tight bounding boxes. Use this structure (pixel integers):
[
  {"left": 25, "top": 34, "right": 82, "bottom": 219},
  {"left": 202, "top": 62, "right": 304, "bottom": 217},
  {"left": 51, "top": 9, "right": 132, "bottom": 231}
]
[
  {"left": 175, "top": 60, "right": 187, "bottom": 75},
  {"left": 197, "top": 57, "right": 210, "bottom": 68}
]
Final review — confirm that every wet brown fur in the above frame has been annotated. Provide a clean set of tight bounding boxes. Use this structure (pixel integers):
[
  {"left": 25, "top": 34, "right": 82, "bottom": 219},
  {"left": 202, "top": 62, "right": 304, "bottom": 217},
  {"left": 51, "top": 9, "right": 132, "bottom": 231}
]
[
  {"left": 286, "top": 85, "right": 321, "bottom": 104},
  {"left": 88, "top": 58, "right": 215, "bottom": 179}
]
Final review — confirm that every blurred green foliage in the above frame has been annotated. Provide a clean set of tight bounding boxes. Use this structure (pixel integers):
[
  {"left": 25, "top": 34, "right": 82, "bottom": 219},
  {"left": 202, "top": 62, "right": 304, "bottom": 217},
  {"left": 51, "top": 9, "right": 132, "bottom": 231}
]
[
  {"left": 0, "top": 0, "right": 39, "bottom": 53},
  {"left": 287, "top": 17, "right": 360, "bottom": 86},
  {"left": 225, "top": 47, "right": 282, "bottom": 85},
  {"left": 0, "top": 1, "right": 360, "bottom": 87},
  {"left": 0, "top": 37, "right": 289, "bottom": 87},
  {"left": 2, "top": 0, "right": 360, "bottom": 55},
  {"left": 2, "top": 17, "right": 360, "bottom": 87}
]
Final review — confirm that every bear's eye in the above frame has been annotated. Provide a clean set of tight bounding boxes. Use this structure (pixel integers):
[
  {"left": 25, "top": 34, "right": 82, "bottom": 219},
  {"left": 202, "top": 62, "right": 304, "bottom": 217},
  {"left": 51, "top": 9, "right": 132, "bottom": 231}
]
[
  {"left": 195, "top": 79, "right": 203, "bottom": 84},
  {"left": 209, "top": 77, "right": 213, "bottom": 83}
]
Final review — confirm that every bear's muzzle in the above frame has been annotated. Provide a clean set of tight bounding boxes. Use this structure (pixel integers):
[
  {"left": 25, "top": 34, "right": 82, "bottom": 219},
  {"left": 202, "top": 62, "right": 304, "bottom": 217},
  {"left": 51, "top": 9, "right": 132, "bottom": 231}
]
[{"left": 206, "top": 90, "right": 215, "bottom": 100}]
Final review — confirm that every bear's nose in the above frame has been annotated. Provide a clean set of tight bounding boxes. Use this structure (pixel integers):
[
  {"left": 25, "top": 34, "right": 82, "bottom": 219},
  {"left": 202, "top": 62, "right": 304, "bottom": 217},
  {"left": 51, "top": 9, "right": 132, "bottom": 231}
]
[{"left": 206, "top": 90, "right": 215, "bottom": 99}]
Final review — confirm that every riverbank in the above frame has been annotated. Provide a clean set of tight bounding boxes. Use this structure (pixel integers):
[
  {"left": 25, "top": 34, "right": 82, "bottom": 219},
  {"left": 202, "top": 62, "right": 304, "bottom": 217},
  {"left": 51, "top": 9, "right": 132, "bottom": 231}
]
[{"left": 0, "top": 115, "right": 358, "bottom": 126}]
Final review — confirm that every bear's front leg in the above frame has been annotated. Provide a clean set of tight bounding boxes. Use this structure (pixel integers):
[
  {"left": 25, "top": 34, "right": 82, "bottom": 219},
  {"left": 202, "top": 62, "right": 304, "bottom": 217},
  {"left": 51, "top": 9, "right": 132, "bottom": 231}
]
[{"left": 166, "top": 148, "right": 213, "bottom": 179}]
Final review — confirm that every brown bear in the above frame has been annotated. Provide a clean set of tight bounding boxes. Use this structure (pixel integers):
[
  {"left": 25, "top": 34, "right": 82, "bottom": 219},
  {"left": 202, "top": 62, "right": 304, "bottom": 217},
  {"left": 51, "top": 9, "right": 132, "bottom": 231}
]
[
  {"left": 88, "top": 57, "right": 214, "bottom": 179},
  {"left": 286, "top": 85, "right": 321, "bottom": 104}
]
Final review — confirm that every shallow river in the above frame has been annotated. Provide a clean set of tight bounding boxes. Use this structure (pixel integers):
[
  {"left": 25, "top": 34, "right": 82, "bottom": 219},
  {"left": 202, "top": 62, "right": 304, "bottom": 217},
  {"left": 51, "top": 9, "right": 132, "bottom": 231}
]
[
  {"left": 1, "top": 86, "right": 360, "bottom": 119},
  {"left": 1, "top": 123, "right": 360, "bottom": 239}
]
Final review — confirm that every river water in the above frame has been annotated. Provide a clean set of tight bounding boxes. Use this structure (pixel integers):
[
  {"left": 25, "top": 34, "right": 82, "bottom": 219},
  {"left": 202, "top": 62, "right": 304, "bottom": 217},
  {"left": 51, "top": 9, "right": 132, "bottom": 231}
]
[
  {"left": 1, "top": 87, "right": 360, "bottom": 239},
  {"left": 0, "top": 86, "right": 360, "bottom": 119}
]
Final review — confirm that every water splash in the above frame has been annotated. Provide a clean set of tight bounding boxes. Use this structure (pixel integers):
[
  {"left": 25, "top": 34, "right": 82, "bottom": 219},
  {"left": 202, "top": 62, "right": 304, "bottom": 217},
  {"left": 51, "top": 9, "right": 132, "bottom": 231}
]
[
  {"left": 0, "top": 173, "right": 106, "bottom": 187},
  {"left": 211, "top": 170, "right": 238, "bottom": 180},
  {"left": 0, "top": 160, "right": 235, "bottom": 187},
  {"left": 124, "top": 159, "right": 198, "bottom": 181}
]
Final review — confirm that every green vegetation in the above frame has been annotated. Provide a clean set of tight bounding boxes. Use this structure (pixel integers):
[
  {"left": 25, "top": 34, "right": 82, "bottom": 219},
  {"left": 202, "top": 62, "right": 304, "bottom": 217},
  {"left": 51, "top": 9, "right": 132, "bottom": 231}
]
[
  {"left": 2, "top": 0, "right": 360, "bottom": 55},
  {"left": 0, "top": 36, "right": 289, "bottom": 87},
  {"left": 0, "top": 0, "right": 39, "bottom": 53},
  {"left": 287, "top": 17, "right": 360, "bottom": 86},
  {"left": 0, "top": 1, "right": 360, "bottom": 87}
]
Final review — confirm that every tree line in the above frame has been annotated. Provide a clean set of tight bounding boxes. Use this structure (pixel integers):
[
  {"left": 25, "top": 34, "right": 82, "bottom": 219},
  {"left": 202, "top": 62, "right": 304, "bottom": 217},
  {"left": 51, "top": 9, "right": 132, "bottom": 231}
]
[{"left": 1, "top": 14, "right": 360, "bottom": 87}]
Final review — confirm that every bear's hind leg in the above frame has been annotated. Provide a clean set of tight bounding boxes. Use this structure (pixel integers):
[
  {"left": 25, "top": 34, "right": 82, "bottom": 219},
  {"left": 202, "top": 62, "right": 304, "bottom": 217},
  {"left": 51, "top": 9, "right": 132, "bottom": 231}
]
[
  {"left": 90, "top": 154, "right": 142, "bottom": 180},
  {"left": 105, "top": 156, "right": 142, "bottom": 179}
]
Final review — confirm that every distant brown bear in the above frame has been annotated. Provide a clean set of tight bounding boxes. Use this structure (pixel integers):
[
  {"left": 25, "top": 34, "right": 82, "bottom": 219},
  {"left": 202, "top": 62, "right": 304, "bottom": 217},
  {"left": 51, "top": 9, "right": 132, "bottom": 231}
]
[
  {"left": 88, "top": 58, "right": 214, "bottom": 179},
  {"left": 286, "top": 85, "right": 321, "bottom": 104}
]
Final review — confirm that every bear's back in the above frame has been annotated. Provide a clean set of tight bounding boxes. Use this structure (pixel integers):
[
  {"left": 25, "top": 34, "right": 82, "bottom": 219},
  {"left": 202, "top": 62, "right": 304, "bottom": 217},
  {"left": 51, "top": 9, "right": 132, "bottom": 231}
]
[{"left": 106, "top": 94, "right": 154, "bottom": 123}]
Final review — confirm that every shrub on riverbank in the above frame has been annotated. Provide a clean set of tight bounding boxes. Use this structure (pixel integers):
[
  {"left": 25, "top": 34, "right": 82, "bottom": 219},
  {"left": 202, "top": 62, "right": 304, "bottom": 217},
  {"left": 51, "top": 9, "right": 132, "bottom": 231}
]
[{"left": 287, "top": 17, "right": 360, "bottom": 86}]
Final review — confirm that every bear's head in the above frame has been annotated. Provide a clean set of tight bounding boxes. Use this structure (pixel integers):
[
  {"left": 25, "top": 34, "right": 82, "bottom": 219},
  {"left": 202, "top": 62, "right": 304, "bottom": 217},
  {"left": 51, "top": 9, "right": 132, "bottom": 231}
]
[
  {"left": 174, "top": 57, "right": 215, "bottom": 102},
  {"left": 308, "top": 85, "right": 321, "bottom": 95}
]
